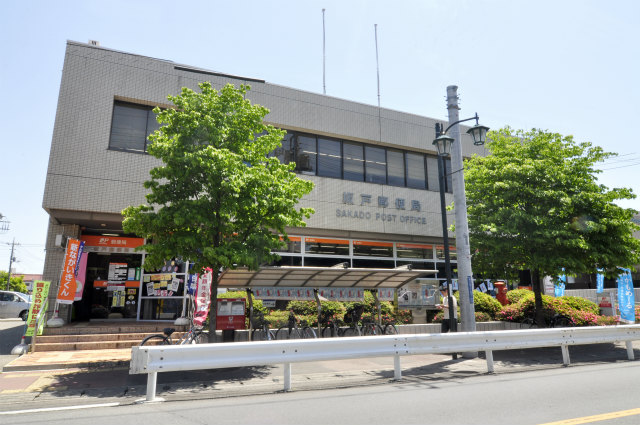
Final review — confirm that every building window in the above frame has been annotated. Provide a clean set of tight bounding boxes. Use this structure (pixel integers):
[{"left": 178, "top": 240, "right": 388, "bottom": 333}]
[
  {"left": 343, "top": 142, "right": 364, "bottom": 181},
  {"left": 387, "top": 149, "right": 405, "bottom": 187},
  {"left": 317, "top": 138, "right": 342, "bottom": 178},
  {"left": 269, "top": 133, "right": 295, "bottom": 165},
  {"left": 295, "top": 135, "right": 317, "bottom": 175},
  {"left": 406, "top": 153, "right": 427, "bottom": 189},
  {"left": 444, "top": 158, "right": 453, "bottom": 193},
  {"left": 304, "top": 237, "right": 350, "bottom": 256},
  {"left": 364, "top": 146, "right": 386, "bottom": 184},
  {"left": 109, "top": 101, "right": 159, "bottom": 153},
  {"left": 353, "top": 240, "right": 393, "bottom": 257}
]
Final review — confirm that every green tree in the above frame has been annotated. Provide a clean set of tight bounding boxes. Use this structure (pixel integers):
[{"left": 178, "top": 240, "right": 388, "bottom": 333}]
[
  {"left": 465, "top": 127, "right": 640, "bottom": 324},
  {"left": 1, "top": 272, "right": 28, "bottom": 293},
  {"left": 122, "top": 82, "right": 314, "bottom": 340}
]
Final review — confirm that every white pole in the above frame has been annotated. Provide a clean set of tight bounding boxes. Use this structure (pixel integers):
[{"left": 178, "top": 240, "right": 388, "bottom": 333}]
[
  {"left": 485, "top": 350, "right": 494, "bottom": 373},
  {"left": 446, "top": 86, "right": 477, "bottom": 353},
  {"left": 284, "top": 363, "right": 292, "bottom": 391},
  {"left": 393, "top": 355, "right": 401, "bottom": 380}
]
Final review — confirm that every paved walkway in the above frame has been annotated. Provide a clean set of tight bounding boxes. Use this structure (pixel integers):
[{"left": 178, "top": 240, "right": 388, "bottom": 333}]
[{"left": 2, "top": 348, "right": 132, "bottom": 372}]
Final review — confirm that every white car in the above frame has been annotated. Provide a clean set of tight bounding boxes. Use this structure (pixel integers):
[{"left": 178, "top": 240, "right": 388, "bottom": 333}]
[{"left": 0, "top": 290, "right": 31, "bottom": 320}]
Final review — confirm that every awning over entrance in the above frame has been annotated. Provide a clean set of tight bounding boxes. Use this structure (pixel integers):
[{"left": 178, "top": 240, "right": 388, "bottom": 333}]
[{"left": 217, "top": 266, "right": 437, "bottom": 289}]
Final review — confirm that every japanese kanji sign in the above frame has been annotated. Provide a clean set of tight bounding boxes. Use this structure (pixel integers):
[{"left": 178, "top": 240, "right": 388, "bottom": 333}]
[{"left": 56, "top": 238, "right": 81, "bottom": 304}]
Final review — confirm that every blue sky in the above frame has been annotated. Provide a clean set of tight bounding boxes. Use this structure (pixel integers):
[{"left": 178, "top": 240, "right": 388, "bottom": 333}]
[{"left": 1, "top": 0, "right": 639, "bottom": 274}]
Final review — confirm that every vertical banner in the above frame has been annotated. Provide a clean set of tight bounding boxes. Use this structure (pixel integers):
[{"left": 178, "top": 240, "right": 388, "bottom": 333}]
[
  {"left": 25, "top": 280, "right": 51, "bottom": 336},
  {"left": 74, "top": 249, "right": 88, "bottom": 301},
  {"left": 596, "top": 269, "right": 604, "bottom": 294},
  {"left": 193, "top": 268, "right": 212, "bottom": 326},
  {"left": 617, "top": 268, "right": 635, "bottom": 323},
  {"left": 56, "top": 238, "right": 82, "bottom": 304},
  {"left": 555, "top": 270, "right": 566, "bottom": 297}
]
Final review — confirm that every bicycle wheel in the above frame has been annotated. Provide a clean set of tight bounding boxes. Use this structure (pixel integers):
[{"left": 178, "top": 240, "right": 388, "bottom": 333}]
[
  {"left": 521, "top": 318, "right": 537, "bottom": 329},
  {"left": 187, "top": 330, "right": 206, "bottom": 344},
  {"left": 301, "top": 326, "right": 317, "bottom": 339},
  {"left": 252, "top": 328, "right": 275, "bottom": 341},
  {"left": 383, "top": 324, "right": 398, "bottom": 335},
  {"left": 140, "top": 335, "right": 170, "bottom": 346},
  {"left": 554, "top": 315, "right": 573, "bottom": 328},
  {"left": 341, "top": 326, "right": 359, "bottom": 337},
  {"left": 276, "top": 327, "right": 292, "bottom": 340},
  {"left": 360, "top": 323, "right": 375, "bottom": 336},
  {"left": 322, "top": 325, "right": 338, "bottom": 338}
]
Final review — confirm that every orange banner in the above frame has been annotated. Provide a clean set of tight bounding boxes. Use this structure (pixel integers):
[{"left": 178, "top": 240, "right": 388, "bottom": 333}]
[
  {"left": 305, "top": 237, "right": 349, "bottom": 245},
  {"left": 353, "top": 240, "right": 393, "bottom": 247},
  {"left": 396, "top": 243, "right": 433, "bottom": 249},
  {"left": 57, "top": 238, "right": 81, "bottom": 304},
  {"left": 80, "top": 235, "right": 144, "bottom": 249}
]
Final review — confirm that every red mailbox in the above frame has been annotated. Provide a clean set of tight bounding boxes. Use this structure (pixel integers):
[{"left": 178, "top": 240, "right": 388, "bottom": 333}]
[
  {"left": 494, "top": 281, "right": 509, "bottom": 305},
  {"left": 216, "top": 298, "right": 246, "bottom": 330}
]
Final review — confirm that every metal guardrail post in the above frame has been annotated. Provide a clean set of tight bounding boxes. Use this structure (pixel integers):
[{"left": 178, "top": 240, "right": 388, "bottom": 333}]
[
  {"left": 393, "top": 355, "right": 401, "bottom": 380},
  {"left": 626, "top": 341, "right": 635, "bottom": 360},
  {"left": 485, "top": 350, "right": 494, "bottom": 373},
  {"left": 284, "top": 363, "right": 292, "bottom": 391},
  {"left": 561, "top": 345, "right": 570, "bottom": 366},
  {"left": 146, "top": 372, "right": 158, "bottom": 402}
]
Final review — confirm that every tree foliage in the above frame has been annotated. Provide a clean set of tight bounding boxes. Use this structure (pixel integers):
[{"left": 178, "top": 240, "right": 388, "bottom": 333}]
[
  {"left": 122, "top": 82, "right": 315, "bottom": 337},
  {"left": 1, "top": 272, "right": 28, "bottom": 293},
  {"left": 464, "top": 128, "right": 640, "bottom": 319}
]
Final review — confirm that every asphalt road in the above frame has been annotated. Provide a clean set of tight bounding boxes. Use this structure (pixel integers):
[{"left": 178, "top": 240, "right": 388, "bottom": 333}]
[
  {"left": 2, "top": 360, "right": 639, "bottom": 425},
  {"left": 0, "top": 319, "right": 26, "bottom": 368}
]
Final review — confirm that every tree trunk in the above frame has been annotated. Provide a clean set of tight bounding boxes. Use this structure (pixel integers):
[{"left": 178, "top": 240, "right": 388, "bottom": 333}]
[
  {"left": 532, "top": 269, "right": 545, "bottom": 326},
  {"left": 208, "top": 269, "right": 220, "bottom": 343}
]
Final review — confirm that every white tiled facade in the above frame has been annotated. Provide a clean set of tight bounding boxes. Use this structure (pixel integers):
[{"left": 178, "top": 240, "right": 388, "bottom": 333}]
[{"left": 42, "top": 41, "right": 487, "bottom": 317}]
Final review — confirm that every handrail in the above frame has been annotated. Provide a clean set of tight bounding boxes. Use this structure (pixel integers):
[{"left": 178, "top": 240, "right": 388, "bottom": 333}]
[{"left": 131, "top": 325, "right": 640, "bottom": 402}]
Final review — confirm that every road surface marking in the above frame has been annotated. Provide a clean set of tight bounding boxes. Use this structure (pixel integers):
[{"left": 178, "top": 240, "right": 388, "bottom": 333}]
[
  {"left": 539, "top": 407, "right": 640, "bottom": 425},
  {"left": 0, "top": 402, "right": 120, "bottom": 415}
]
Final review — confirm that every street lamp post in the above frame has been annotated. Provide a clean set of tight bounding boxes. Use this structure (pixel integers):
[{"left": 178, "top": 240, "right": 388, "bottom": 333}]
[{"left": 432, "top": 91, "right": 489, "bottom": 351}]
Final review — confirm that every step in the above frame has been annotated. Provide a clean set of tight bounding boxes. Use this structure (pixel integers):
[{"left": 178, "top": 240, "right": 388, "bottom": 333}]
[
  {"left": 43, "top": 324, "right": 188, "bottom": 336},
  {"left": 35, "top": 332, "right": 181, "bottom": 344},
  {"left": 33, "top": 340, "right": 148, "bottom": 352}
]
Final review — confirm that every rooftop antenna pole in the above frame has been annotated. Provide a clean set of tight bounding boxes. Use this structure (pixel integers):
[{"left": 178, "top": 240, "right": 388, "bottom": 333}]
[
  {"left": 374, "top": 23, "right": 381, "bottom": 109},
  {"left": 375, "top": 24, "right": 382, "bottom": 142},
  {"left": 322, "top": 8, "right": 326, "bottom": 95}
]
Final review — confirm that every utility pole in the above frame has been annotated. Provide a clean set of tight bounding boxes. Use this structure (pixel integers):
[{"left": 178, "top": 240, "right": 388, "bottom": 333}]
[
  {"left": 446, "top": 86, "right": 477, "bottom": 356},
  {"left": 6, "top": 238, "right": 17, "bottom": 291}
]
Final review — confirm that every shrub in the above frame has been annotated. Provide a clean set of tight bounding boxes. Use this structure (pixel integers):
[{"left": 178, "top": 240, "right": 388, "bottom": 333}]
[
  {"left": 472, "top": 291, "right": 502, "bottom": 319},
  {"left": 475, "top": 311, "right": 492, "bottom": 322},
  {"left": 559, "top": 296, "right": 598, "bottom": 315},
  {"left": 506, "top": 289, "right": 533, "bottom": 304}
]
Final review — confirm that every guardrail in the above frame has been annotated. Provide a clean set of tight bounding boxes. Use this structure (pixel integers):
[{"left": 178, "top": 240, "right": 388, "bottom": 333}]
[{"left": 130, "top": 325, "right": 640, "bottom": 402}]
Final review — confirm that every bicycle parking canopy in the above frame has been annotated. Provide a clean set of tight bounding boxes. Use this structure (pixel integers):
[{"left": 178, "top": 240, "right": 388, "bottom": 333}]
[{"left": 215, "top": 265, "right": 436, "bottom": 340}]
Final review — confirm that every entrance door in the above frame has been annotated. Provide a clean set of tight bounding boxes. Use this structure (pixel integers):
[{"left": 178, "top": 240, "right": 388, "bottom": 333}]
[{"left": 76, "top": 252, "right": 142, "bottom": 321}]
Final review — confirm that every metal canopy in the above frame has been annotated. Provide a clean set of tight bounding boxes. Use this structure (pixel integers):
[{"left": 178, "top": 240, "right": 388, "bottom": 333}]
[{"left": 217, "top": 266, "right": 437, "bottom": 289}]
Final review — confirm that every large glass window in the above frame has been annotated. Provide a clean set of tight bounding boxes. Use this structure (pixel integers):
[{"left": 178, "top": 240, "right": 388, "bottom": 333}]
[
  {"left": 353, "top": 240, "right": 393, "bottom": 257},
  {"left": 317, "top": 138, "right": 342, "bottom": 178},
  {"left": 444, "top": 158, "right": 453, "bottom": 193},
  {"left": 343, "top": 142, "right": 364, "bottom": 181},
  {"left": 269, "top": 133, "right": 295, "bottom": 164},
  {"left": 364, "top": 146, "right": 386, "bottom": 184},
  {"left": 387, "top": 149, "right": 405, "bottom": 187},
  {"left": 109, "top": 102, "right": 159, "bottom": 153},
  {"left": 295, "top": 135, "right": 317, "bottom": 175},
  {"left": 396, "top": 243, "right": 433, "bottom": 259},
  {"left": 304, "top": 237, "right": 350, "bottom": 256},
  {"left": 406, "top": 153, "right": 427, "bottom": 189}
]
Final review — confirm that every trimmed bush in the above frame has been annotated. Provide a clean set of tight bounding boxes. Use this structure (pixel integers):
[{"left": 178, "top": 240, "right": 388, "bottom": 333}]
[
  {"left": 559, "top": 296, "right": 598, "bottom": 315},
  {"left": 472, "top": 291, "right": 502, "bottom": 319},
  {"left": 506, "top": 289, "right": 533, "bottom": 304}
]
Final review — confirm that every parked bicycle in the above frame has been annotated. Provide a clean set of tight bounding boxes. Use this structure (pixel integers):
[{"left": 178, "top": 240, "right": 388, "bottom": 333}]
[
  {"left": 251, "top": 310, "right": 276, "bottom": 341},
  {"left": 521, "top": 309, "right": 574, "bottom": 328},
  {"left": 360, "top": 317, "right": 398, "bottom": 336},
  {"left": 320, "top": 311, "right": 343, "bottom": 338},
  {"left": 140, "top": 323, "right": 205, "bottom": 346},
  {"left": 276, "top": 310, "right": 317, "bottom": 339},
  {"left": 341, "top": 305, "right": 365, "bottom": 336}
]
